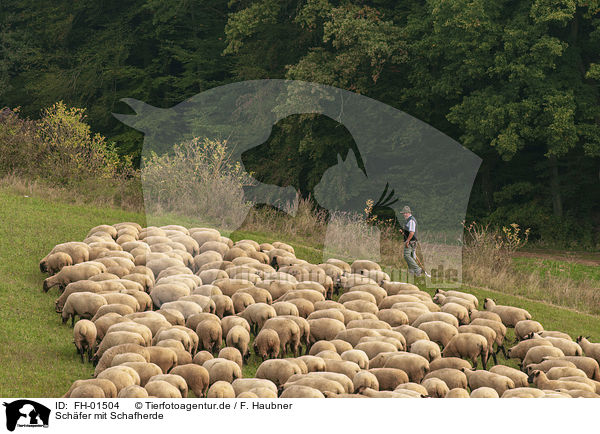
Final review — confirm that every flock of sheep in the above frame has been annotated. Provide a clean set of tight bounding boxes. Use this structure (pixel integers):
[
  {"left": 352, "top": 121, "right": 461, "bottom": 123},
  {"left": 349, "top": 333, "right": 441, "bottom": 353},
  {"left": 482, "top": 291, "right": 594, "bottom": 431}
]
[{"left": 40, "top": 222, "right": 600, "bottom": 398}]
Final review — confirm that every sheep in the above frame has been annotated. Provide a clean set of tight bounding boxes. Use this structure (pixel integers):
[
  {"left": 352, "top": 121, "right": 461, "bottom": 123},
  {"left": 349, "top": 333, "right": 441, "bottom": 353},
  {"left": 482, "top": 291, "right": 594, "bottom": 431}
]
[
  {"left": 170, "top": 364, "right": 210, "bottom": 397},
  {"left": 231, "top": 292, "right": 255, "bottom": 313},
  {"left": 280, "top": 385, "right": 325, "bottom": 398},
  {"left": 145, "top": 380, "right": 182, "bottom": 398},
  {"left": 111, "top": 352, "right": 148, "bottom": 366},
  {"left": 145, "top": 347, "right": 178, "bottom": 373},
  {"left": 94, "top": 331, "right": 146, "bottom": 361},
  {"left": 255, "top": 359, "right": 300, "bottom": 388},
  {"left": 91, "top": 303, "right": 135, "bottom": 322},
  {"left": 342, "top": 300, "right": 378, "bottom": 316},
  {"left": 577, "top": 337, "right": 600, "bottom": 364},
  {"left": 470, "top": 387, "right": 499, "bottom": 398},
  {"left": 263, "top": 317, "right": 301, "bottom": 356},
  {"left": 97, "top": 366, "right": 140, "bottom": 393},
  {"left": 470, "top": 318, "right": 508, "bottom": 358},
  {"left": 55, "top": 280, "right": 103, "bottom": 312},
  {"left": 440, "top": 303, "right": 470, "bottom": 325},
  {"left": 542, "top": 336, "right": 582, "bottom": 356},
  {"left": 280, "top": 316, "right": 311, "bottom": 353},
  {"left": 435, "top": 289, "right": 478, "bottom": 305},
  {"left": 117, "top": 385, "right": 149, "bottom": 398},
  {"left": 100, "top": 293, "right": 140, "bottom": 312},
  {"left": 483, "top": 298, "right": 531, "bottom": 327},
  {"left": 489, "top": 365, "right": 529, "bottom": 388},
  {"left": 316, "top": 350, "right": 342, "bottom": 360},
  {"left": 131, "top": 316, "right": 172, "bottom": 336},
  {"left": 347, "top": 319, "right": 391, "bottom": 330},
  {"left": 40, "top": 252, "right": 73, "bottom": 275},
  {"left": 324, "top": 359, "right": 361, "bottom": 380},
  {"left": 412, "top": 312, "right": 459, "bottom": 329},
  {"left": 156, "top": 326, "right": 194, "bottom": 350},
  {"left": 121, "top": 362, "right": 163, "bottom": 387},
  {"left": 335, "top": 328, "right": 381, "bottom": 347},
  {"left": 445, "top": 388, "right": 470, "bottom": 398},
  {"left": 528, "top": 370, "right": 595, "bottom": 393},
  {"left": 539, "top": 330, "right": 572, "bottom": 340},
  {"left": 524, "top": 359, "right": 577, "bottom": 375},
  {"left": 73, "top": 319, "right": 97, "bottom": 363},
  {"left": 418, "top": 321, "right": 458, "bottom": 348},
  {"left": 508, "top": 336, "right": 553, "bottom": 361},
  {"left": 193, "top": 351, "right": 214, "bottom": 366},
  {"left": 106, "top": 322, "right": 152, "bottom": 346},
  {"left": 93, "top": 344, "right": 150, "bottom": 376},
  {"left": 348, "top": 284, "right": 387, "bottom": 305},
  {"left": 341, "top": 349, "right": 370, "bottom": 369},
  {"left": 207, "top": 381, "right": 236, "bottom": 398},
  {"left": 203, "top": 359, "right": 242, "bottom": 385},
  {"left": 410, "top": 339, "right": 441, "bottom": 362},
  {"left": 160, "top": 300, "right": 204, "bottom": 320},
  {"left": 308, "top": 308, "right": 346, "bottom": 324},
  {"left": 458, "top": 324, "right": 497, "bottom": 364},
  {"left": 273, "top": 301, "right": 300, "bottom": 317},
  {"left": 254, "top": 329, "right": 280, "bottom": 360},
  {"left": 501, "top": 387, "right": 545, "bottom": 398},
  {"left": 63, "top": 379, "right": 117, "bottom": 398},
  {"left": 545, "top": 366, "right": 589, "bottom": 380},
  {"left": 231, "top": 378, "right": 278, "bottom": 397},
  {"left": 522, "top": 346, "right": 565, "bottom": 367},
  {"left": 351, "top": 259, "right": 381, "bottom": 273},
  {"left": 462, "top": 368, "right": 515, "bottom": 396},
  {"left": 256, "top": 280, "right": 296, "bottom": 300},
  {"left": 378, "top": 354, "right": 429, "bottom": 383},
  {"left": 514, "top": 320, "right": 544, "bottom": 340},
  {"left": 287, "top": 358, "right": 309, "bottom": 375},
  {"left": 394, "top": 325, "right": 430, "bottom": 347},
  {"left": 156, "top": 308, "right": 185, "bottom": 326},
  {"left": 150, "top": 283, "right": 190, "bottom": 308},
  {"left": 394, "top": 382, "right": 428, "bottom": 397},
  {"left": 225, "top": 326, "right": 250, "bottom": 361},
  {"left": 62, "top": 292, "right": 108, "bottom": 326},
  {"left": 286, "top": 298, "right": 315, "bottom": 318},
  {"left": 545, "top": 356, "right": 600, "bottom": 380},
  {"left": 308, "top": 318, "right": 346, "bottom": 344},
  {"left": 44, "top": 242, "right": 90, "bottom": 265},
  {"left": 196, "top": 319, "right": 222, "bottom": 353},
  {"left": 429, "top": 357, "right": 472, "bottom": 372},
  {"left": 282, "top": 376, "right": 345, "bottom": 396},
  {"left": 424, "top": 368, "right": 468, "bottom": 391},
  {"left": 421, "top": 378, "right": 449, "bottom": 398},
  {"left": 355, "top": 341, "right": 399, "bottom": 360},
  {"left": 442, "top": 333, "right": 489, "bottom": 370},
  {"left": 377, "top": 309, "right": 409, "bottom": 327},
  {"left": 238, "top": 303, "right": 276, "bottom": 333}
]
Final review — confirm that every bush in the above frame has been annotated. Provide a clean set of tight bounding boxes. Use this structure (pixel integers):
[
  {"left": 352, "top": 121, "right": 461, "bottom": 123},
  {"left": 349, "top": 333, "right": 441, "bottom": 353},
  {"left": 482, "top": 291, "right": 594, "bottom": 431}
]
[{"left": 141, "top": 138, "right": 255, "bottom": 230}]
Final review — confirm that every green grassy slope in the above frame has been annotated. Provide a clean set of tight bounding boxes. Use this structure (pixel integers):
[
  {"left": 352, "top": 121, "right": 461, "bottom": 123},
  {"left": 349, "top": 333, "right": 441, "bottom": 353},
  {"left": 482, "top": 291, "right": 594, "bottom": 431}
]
[{"left": 1, "top": 188, "right": 599, "bottom": 396}]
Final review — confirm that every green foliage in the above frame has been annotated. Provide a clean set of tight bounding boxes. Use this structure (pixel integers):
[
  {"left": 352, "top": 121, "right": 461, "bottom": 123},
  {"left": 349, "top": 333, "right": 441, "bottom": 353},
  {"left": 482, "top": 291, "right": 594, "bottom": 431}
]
[{"left": 0, "top": 0, "right": 599, "bottom": 247}]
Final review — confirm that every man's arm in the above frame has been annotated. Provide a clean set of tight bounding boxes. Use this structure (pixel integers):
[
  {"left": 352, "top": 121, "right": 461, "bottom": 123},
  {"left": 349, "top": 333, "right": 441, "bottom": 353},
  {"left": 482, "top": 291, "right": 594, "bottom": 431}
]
[{"left": 405, "top": 231, "right": 414, "bottom": 247}]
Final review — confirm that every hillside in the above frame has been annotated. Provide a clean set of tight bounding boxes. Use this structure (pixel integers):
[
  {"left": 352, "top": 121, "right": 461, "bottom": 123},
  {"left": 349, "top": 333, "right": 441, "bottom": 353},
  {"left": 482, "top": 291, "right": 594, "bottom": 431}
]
[{"left": 1, "top": 187, "right": 599, "bottom": 397}]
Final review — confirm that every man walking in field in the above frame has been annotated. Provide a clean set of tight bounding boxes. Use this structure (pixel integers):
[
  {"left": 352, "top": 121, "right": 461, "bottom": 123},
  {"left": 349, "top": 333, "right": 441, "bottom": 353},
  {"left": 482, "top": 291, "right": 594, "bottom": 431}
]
[{"left": 402, "top": 206, "right": 423, "bottom": 278}]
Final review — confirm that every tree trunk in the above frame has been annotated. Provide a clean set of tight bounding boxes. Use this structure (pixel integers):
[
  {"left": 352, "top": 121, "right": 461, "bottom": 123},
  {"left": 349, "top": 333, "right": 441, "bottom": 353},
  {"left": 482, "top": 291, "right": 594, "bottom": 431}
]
[{"left": 549, "top": 154, "right": 563, "bottom": 218}]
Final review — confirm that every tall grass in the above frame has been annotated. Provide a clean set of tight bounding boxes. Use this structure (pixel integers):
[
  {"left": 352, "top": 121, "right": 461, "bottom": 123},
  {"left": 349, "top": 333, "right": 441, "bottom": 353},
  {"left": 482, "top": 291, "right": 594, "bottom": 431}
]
[{"left": 463, "top": 222, "right": 600, "bottom": 315}]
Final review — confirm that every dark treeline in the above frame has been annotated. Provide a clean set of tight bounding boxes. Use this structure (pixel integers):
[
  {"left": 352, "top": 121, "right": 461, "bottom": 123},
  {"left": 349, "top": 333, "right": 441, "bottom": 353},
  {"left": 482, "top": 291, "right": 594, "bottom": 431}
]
[{"left": 1, "top": 1, "right": 599, "bottom": 247}]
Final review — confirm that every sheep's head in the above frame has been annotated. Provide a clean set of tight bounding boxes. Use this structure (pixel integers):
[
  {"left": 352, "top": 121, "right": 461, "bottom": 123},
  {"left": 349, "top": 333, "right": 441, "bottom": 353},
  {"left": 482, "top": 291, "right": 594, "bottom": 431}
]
[
  {"left": 527, "top": 370, "right": 542, "bottom": 383},
  {"left": 483, "top": 298, "right": 494, "bottom": 309}
]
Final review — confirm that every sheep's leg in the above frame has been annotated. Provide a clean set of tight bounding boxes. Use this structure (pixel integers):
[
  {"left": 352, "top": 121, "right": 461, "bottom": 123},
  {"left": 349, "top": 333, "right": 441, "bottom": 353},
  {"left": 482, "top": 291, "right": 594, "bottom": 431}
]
[
  {"left": 491, "top": 349, "right": 498, "bottom": 365},
  {"left": 500, "top": 344, "right": 508, "bottom": 358},
  {"left": 472, "top": 357, "right": 478, "bottom": 370},
  {"left": 71, "top": 315, "right": 75, "bottom": 328},
  {"left": 481, "top": 353, "right": 487, "bottom": 371}
]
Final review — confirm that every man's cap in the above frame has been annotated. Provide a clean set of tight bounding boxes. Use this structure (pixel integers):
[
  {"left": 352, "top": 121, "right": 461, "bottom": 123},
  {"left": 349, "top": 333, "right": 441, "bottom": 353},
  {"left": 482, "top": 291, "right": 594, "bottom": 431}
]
[{"left": 402, "top": 205, "right": 411, "bottom": 214}]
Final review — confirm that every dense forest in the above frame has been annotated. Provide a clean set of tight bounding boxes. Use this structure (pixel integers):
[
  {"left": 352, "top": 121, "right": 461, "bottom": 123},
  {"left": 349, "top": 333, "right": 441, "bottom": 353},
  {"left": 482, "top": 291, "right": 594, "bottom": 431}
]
[{"left": 1, "top": 0, "right": 599, "bottom": 247}]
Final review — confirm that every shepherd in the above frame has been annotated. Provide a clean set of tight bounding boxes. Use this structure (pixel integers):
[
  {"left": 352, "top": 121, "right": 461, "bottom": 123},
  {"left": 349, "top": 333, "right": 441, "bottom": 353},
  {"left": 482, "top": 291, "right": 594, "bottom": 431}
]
[{"left": 402, "top": 206, "right": 428, "bottom": 278}]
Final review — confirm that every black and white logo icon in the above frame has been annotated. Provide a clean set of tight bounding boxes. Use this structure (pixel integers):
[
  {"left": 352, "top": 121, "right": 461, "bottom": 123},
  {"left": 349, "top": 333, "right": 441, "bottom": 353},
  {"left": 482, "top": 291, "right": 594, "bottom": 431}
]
[{"left": 3, "top": 400, "right": 50, "bottom": 431}]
